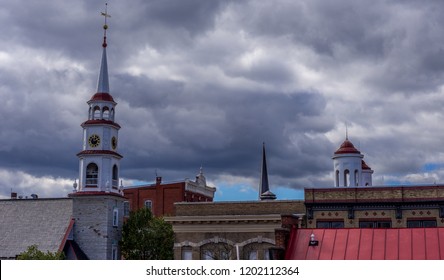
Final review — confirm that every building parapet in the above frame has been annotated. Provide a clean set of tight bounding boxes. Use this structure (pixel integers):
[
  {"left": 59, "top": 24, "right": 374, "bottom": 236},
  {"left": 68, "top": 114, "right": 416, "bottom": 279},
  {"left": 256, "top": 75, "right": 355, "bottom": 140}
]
[
  {"left": 305, "top": 185, "right": 444, "bottom": 204},
  {"left": 185, "top": 180, "right": 216, "bottom": 198}
]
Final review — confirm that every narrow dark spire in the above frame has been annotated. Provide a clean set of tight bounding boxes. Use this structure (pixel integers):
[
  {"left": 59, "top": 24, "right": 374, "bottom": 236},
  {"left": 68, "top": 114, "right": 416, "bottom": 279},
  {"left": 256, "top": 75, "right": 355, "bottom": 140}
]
[{"left": 259, "top": 143, "right": 276, "bottom": 200}]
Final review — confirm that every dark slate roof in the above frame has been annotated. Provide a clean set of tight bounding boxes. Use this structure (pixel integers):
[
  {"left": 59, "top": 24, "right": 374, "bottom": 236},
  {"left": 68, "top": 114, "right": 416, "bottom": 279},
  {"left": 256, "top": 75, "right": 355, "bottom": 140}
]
[{"left": 0, "top": 198, "right": 73, "bottom": 259}]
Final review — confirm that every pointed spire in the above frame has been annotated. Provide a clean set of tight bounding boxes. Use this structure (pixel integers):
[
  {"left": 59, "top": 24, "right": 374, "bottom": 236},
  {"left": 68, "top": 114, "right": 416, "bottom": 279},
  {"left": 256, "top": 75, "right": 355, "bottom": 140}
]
[
  {"left": 97, "top": 3, "right": 111, "bottom": 94},
  {"left": 259, "top": 143, "right": 276, "bottom": 200}
]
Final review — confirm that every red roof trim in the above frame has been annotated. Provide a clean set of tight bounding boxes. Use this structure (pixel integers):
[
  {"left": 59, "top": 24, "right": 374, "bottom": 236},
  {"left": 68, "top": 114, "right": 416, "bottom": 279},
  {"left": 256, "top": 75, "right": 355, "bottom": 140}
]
[
  {"left": 89, "top": 92, "right": 115, "bottom": 102},
  {"left": 58, "top": 218, "right": 75, "bottom": 253},
  {"left": 77, "top": 150, "right": 123, "bottom": 158},
  {"left": 81, "top": 120, "right": 121, "bottom": 129}
]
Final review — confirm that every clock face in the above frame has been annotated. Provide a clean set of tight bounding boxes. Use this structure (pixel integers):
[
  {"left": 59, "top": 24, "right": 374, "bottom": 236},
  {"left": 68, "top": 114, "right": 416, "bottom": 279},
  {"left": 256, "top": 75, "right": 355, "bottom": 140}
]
[
  {"left": 111, "top": 136, "right": 117, "bottom": 150},
  {"left": 88, "top": 134, "right": 101, "bottom": 148}
]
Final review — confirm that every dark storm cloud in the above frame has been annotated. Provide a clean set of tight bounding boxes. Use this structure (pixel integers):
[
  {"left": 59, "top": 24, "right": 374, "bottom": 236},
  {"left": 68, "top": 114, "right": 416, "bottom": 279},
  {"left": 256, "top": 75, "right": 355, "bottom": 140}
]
[
  {"left": 116, "top": 73, "right": 331, "bottom": 182},
  {"left": 3, "top": 0, "right": 444, "bottom": 199}
]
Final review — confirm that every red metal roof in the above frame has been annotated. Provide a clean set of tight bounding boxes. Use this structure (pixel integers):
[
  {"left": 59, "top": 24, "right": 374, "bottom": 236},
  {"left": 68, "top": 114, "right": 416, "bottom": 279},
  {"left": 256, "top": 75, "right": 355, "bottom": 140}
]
[
  {"left": 285, "top": 228, "right": 444, "bottom": 260},
  {"left": 334, "top": 139, "right": 361, "bottom": 155},
  {"left": 89, "top": 92, "right": 115, "bottom": 102},
  {"left": 361, "top": 160, "right": 371, "bottom": 170}
]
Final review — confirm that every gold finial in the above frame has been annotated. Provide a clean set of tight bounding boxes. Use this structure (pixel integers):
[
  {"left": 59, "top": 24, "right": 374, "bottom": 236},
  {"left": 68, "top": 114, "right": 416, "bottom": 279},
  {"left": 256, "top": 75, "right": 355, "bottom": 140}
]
[{"left": 101, "top": 3, "right": 111, "bottom": 47}]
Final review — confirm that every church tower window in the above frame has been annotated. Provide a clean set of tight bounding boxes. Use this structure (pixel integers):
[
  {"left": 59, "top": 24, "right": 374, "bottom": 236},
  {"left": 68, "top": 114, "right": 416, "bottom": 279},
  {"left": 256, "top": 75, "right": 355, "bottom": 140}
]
[
  {"left": 103, "top": 106, "right": 110, "bottom": 120},
  {"left": 93, "top": 106, "right": 101, "bottom": 120},
  {"left": 112, "top": 165, "right": 118, "bottom": 188},
  {"left": 86, "top": 163, "right": 99, "bottom": 187}
]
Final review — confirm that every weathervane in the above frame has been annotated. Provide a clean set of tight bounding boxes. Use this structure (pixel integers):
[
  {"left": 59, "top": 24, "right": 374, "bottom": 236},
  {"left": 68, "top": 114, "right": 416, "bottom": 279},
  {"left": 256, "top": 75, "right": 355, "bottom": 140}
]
[{"left": 101, "top": 3, "right": 111, "bottom": 48}]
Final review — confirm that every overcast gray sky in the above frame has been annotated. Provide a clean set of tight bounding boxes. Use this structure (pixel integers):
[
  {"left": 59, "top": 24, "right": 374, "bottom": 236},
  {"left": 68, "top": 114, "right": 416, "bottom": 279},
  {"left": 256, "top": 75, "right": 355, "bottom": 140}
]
[{"left": 2, "top": 0, "right": 444, "bottom": 200}]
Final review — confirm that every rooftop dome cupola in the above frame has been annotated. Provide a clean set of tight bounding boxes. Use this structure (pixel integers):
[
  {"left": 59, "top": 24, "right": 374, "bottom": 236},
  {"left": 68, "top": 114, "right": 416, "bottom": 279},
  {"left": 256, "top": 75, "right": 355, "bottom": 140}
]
[{"left": 332, "top": 136, "right": 364, "bottom": 187}]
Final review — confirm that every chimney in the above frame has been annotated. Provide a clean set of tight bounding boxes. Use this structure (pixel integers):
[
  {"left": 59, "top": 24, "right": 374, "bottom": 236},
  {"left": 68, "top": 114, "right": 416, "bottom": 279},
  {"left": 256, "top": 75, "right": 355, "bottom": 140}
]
[
  {"left": 156, "top": 176, "right": 162, "bottom": 185},
  {"left": 11, "top": 192, "right": 17, "bottom": 199}
]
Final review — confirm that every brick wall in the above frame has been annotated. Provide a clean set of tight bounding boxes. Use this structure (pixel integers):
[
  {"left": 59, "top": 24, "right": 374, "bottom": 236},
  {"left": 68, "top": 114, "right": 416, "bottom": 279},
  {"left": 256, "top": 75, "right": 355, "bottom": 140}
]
[
  {"left": 174, "top": 200, "right": 305, "bottom": 216},
  {"left": 305, "top": 186, "right": 444, "bottom": 203}
]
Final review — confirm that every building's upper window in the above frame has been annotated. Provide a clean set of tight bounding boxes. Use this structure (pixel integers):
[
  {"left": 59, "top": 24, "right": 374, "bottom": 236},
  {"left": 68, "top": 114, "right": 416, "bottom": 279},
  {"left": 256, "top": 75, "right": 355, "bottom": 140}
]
[
  {"left": 123, "top": 201, "right": 130, "bottom": 217},
  {"left": 316, "top": 221, "right": 344, "bottom": 228},
  {"left": 112, "top": 208, "right": 119, "bottom": 227},
  {"left": 144, "top": 200, "right": 152, "bottom": 210},
  {"left": 407, "top": 220, "right": 437, "bottom": 228},
  {"left": 359, "top": 220, "right": 391, "bottom": 228}
]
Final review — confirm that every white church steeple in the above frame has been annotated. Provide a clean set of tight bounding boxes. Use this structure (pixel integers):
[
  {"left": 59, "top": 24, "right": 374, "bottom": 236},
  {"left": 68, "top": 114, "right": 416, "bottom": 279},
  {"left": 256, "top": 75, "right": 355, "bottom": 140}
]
[{"left": 76, "top": 6, "right": 122, "bottom": 194}]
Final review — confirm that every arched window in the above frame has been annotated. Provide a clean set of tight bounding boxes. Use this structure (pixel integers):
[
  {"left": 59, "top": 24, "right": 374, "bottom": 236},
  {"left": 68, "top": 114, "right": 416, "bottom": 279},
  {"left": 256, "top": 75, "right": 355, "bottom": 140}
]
[
  {"left": 110, "top": 108, "right": 115, "bottom": 121},
  {"left": 102, "top": 106, "right": 110, "bottom": 120},
  {"left": 200, "top": 242, "right": 232, "bottom": 260},
  {"left": 112, "top": 165, "right": 118, "bottom": 188},
  {"left": 354, "top": 170, "right": 359, "bottom": 186},
  {"left": 335, "top": 170, "right": 340, "bottom": 187},
  {"left": 93, "top": 106, "right": 101, "bottom": 120},
  {"left": 86, "top": 163, "right": 99, "bottom": 186},
  {"left": 344, "top": 169, "right": 350, "bottom": 187}
]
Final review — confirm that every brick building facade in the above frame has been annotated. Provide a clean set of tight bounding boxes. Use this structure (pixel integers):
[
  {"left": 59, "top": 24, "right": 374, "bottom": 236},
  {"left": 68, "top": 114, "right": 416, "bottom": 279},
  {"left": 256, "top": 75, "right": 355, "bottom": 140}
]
[
  {"left": 123, "top": 171, "right": 216, "bottom": 217},
  {"left": 305, "top": 185, "right": 444, "bottom": 228},
  {"left": 165, "top": 200, "right": 305, "bottom": 260}
]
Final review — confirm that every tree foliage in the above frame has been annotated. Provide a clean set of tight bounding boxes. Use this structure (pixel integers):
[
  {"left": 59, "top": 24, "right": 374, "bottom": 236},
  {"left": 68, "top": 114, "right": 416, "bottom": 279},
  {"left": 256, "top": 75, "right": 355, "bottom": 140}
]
[
  {"left": 120, "top": 207, "right": 174, "bottom": 260},
  {"left": 17, "top": 245, "right": 65, "bottom": 260}
]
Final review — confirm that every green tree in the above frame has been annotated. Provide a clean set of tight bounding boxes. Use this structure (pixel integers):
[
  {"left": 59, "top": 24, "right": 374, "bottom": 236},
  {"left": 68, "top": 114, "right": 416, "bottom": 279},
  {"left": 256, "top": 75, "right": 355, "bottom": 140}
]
[
  {"left": 121, "top": 208, "right": 174, "bottom": 260},
  {"left": 17, "top": 245, "right": 65, "bottom": 260}
]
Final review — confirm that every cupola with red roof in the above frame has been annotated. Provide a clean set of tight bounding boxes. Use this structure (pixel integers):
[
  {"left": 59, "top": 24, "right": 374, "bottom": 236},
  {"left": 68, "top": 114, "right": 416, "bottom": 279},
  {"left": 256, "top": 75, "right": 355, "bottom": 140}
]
[
  {"left": 332, "top": 134, "right": 373, "bottom": 187},
  {"left": 334, "top": 139, "right": 361, "bottom": 155}
]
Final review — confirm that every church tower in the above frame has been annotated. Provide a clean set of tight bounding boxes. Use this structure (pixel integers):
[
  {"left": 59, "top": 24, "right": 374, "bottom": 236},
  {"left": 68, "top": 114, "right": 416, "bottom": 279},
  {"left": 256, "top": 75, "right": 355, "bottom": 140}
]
[
  {"left": 76, "top": 11, "right": 122, "bottom": 194},
  {"left": 70, "top": 5, "right": 125, "bottom": 260}
]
